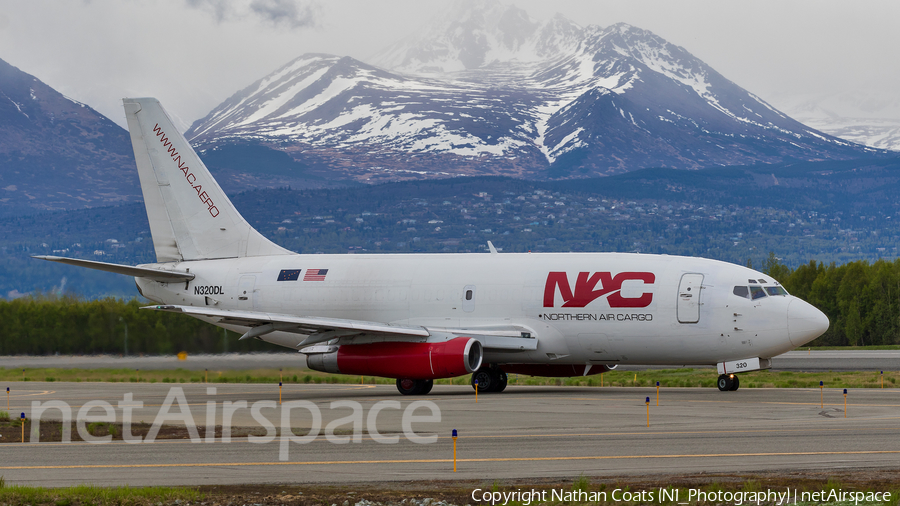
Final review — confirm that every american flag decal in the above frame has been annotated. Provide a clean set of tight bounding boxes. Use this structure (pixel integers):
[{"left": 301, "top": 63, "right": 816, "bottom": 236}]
[
  {"left": 277, "top": 269, "right": 302, "bottom": 281},
  {"left": 304, "top": 268, "right": 329, "bottom": 281}
]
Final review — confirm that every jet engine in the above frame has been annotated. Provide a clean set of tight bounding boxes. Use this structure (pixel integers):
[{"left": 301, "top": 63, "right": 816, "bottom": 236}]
[{"left": 304, "top": 337, "right": 483, "bottom": 380}]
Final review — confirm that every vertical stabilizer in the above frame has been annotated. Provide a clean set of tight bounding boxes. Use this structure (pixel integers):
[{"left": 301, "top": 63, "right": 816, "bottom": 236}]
[{"left": 123, "top": 98, "right": 291, "bottom": 262}]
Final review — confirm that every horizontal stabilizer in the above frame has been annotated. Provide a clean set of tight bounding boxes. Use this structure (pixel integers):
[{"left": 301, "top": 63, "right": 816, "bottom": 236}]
[{"left": 32, "top": 256, "right": 195, "bottom": 282}]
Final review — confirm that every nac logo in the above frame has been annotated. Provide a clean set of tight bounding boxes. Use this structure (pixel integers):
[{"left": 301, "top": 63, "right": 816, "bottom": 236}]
[{"left": 543, "top": 272, "right": 655, "bottom": 308}]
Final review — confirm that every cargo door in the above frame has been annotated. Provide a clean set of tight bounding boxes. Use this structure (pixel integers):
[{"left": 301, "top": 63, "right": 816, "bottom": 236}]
[
  {"left": 237, "top": 275, "right": 257, "bottom": 310},
  {"left": 677, "top": 273, "right": 704, "bottom": 323}
]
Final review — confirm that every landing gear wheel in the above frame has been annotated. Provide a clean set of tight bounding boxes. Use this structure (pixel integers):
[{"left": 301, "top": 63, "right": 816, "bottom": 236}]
[
  {"left": 729, "top": 375, "right": 740, "bottom": 391},
  {"left": 396, "top": 378, "right": 433, "bottom": 395},
  {"left": 493, "top": 369, "right": 508, "bottom": 393},
  {"left": 717, "top": 374, "right": 734, "bottom": 391},
  {"left": 472, "top": 368, "right": 494, "bottom": 392}
]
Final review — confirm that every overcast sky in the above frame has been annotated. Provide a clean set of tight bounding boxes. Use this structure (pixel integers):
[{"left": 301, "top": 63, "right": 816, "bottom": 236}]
[{"left": 2, "top": 0, "right": 898, "bottom": 129}]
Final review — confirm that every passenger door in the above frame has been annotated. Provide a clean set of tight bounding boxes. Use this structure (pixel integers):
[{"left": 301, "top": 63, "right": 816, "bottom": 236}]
[{"left": 677, "top": 273, "right": 704, "bottom": 323}]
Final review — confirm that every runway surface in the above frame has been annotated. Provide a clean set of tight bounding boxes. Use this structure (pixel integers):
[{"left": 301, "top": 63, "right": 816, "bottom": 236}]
[
  {"left": 2, "top": 382, "right": 899, "bottom": 486},
  {"left": 3, "top": 349, "right": 899, "bottom": 372}
]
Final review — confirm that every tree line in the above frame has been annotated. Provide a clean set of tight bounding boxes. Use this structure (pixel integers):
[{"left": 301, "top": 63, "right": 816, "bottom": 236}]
[
  {"left": 0, "top": 297, "right": 272, "bottom": 355},
  {"left": 762, "top": 254, "right": 900, "bottom": 346}
]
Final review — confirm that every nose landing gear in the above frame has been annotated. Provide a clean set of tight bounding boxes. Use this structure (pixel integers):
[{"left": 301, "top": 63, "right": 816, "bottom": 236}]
[{"left": 717, "top": 374, "right": 740, "bottom": 391}]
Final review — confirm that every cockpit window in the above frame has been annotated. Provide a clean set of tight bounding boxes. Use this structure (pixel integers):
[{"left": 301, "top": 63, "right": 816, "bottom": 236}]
[
  {"left": 750, "top": 286, "right": 767, "bottom": 300},
  {"left": 758, "top": 279, "right": 768, "bottom": 284},
  {"left": 733, "top": 286, "right": 750, "bottom": 299},
  {"left": 765, "top": 286, "right": 788, "bottom": 296},
  {"left": 748, "top": 279, "right": 758, "bottom": 284}
]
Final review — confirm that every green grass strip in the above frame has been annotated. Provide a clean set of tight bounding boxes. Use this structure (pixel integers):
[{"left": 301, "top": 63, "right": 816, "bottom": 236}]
[
  {"left": 1, "top": 367, "right": 898, "bottom": 390},
  {"left": 0, "top": 482, "right": 202, "bottom": 505}
]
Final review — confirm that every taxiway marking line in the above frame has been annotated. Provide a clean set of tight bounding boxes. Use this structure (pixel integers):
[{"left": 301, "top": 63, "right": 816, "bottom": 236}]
[
  {"left": 3, "top": 449, "right": 900, "bottom": 470},
  {"left": 5, "top": 424, "right": 898, "bottom": 448}
]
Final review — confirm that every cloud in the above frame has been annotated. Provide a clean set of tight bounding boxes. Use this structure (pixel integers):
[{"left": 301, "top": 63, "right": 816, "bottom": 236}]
[
  {"left": 185, "top": 0, "right": 231, "bottom": 22},
  {"left": 250, "top": 0, "right": 318, "bottom": 29},
  {"left": 185, "top": 0, "right": 318, "bottom": 29}
]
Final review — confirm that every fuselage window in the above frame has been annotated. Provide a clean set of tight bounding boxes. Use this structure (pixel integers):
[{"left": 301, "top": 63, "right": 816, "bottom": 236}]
[
  {"left": 765, "top": 286, "right": 788, "bottom": 296},
  {"left": 465, "top": 289, "right": 473, "bottom": 301},
  {"left": 750, "top": 286, "right": 767, "bottom": 300},
  {"left": 733, "top": 286, "right": 750, "bottom": 299}
]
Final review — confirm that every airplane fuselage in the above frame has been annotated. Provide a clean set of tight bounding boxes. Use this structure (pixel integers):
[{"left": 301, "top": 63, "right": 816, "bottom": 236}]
[{"left": 136, "top": 251, "right": 820, "bottom": 367}]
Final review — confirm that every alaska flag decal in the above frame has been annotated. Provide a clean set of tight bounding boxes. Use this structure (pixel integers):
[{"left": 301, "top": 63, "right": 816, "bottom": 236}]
[{"left": 277, "top": 269, "right": 302, "bottom": 281}]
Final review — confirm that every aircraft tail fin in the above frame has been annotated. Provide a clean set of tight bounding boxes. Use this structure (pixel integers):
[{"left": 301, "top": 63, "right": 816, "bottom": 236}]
[{"left": 123, "top": 97, "right": 291, "bottom": 262}]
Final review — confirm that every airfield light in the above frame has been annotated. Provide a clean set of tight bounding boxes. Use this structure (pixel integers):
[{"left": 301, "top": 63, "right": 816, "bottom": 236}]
[
  {"left": 820, "top": 381, "right": 824, "bottom": 408},
  {"left": 474, "top": 380, "right": 478, "bottom": 403},
  {"left": 843, "top": 389, "right": 848, "bottom": 417},
  {"left": 20, "top": 412, "right": 25, "bottom": 443},
  {"left": 656, "top": 381, "right": 660, "bottom": 406}
]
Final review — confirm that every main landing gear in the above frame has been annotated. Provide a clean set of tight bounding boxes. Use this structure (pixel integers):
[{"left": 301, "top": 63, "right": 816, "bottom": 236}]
[
  {"left": 396, "top": 378, "right": 433, "bottom": 395},
  {"left": 717, "top": 374, "right": 740, "bottom": 391},
  {"left": 471, "top": 366, "right": 508, "bottom": 393}
]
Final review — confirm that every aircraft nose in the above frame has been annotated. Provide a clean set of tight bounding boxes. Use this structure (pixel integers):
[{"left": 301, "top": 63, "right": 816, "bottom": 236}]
[{"left": 787, "top": 298, "right": 829, "bottom": 346}]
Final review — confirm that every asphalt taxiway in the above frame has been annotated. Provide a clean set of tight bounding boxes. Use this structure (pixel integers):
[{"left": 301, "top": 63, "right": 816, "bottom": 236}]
[{"left": 2, "top": 382, "right": 899, "bottom": 486}]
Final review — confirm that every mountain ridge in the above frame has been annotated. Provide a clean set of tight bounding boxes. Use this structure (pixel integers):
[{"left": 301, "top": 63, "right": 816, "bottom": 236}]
[{"left": 0, "top": 57, "right": 141, "bottom": 215}]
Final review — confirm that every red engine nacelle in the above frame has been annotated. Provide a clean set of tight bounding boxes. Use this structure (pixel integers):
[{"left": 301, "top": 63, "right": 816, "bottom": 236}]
[
  {"left": 305, "top": 337, "right": 483, "bottom": 380},
  {"left": 501, "top": 364, "right": 613, "bottom": 377}
]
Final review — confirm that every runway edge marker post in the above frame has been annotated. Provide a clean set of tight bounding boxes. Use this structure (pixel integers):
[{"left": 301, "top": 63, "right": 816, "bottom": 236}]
[
  {"left": 844, "top": 388, "right": 848, "bottom": 417},
  {"left": 452, "top": 429, "right": 458, "bottom": 472},
  {"left": 645, "top": 397, "right": 650, "bottom": 427}
]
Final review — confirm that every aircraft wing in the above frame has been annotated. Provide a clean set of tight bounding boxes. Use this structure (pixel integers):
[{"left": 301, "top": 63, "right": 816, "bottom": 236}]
[
  {"left": 32, "top": 256, "right": 195, "bottom": 282},
  {"left": 144, "top": 305, "right": 538, "bottom": 350},
  {"left": 143, "top": 305, "right": 430, "bottom": 344}
]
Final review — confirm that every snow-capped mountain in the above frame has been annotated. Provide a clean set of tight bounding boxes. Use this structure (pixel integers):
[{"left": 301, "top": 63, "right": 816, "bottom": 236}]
[
  {"left": 772, "top": 86, "right": 900, "bottom": 152},
  {"left": 187, "top": 4, "right": 880, "bottom": 182},
  {"left": 370, "top": 1, "right": 583, "bottom": 73}
]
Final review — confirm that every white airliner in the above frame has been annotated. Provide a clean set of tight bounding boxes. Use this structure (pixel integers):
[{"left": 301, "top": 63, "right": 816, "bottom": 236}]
[{"left": 35, "top": 98, "right": 829, "bottom": 395}]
